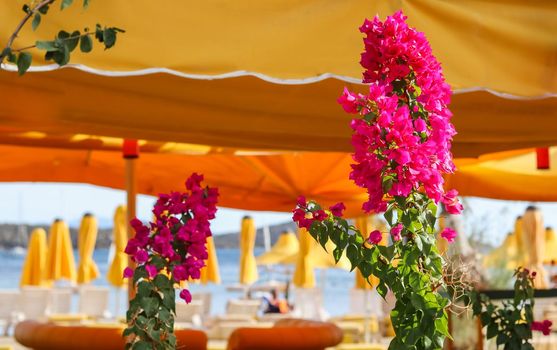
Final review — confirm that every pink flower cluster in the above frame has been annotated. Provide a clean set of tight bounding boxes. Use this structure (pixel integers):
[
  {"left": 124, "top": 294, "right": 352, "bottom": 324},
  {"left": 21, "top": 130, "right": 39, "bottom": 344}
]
[
  {"left": 531, "top": 320, "right": 552, "bottom": 336},
  {"left": 292, "top": 196, "right": 345, "bottom": 229},
  {"left": 123, "top": 173, "right": 218, "bottom": 302},
  {"left": 338, "top": 11, "right": 462, "bottom": 215}
]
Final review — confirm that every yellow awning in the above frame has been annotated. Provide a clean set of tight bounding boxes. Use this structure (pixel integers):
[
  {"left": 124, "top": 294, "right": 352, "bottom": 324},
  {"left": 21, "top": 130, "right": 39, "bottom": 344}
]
[{"left": 0, "top": 1, "right": 555, "bottom": 156}]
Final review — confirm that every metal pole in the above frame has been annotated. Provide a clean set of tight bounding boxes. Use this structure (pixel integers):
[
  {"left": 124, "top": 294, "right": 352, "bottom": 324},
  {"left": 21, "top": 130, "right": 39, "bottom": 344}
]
[{"left": 126, "top": 157, "right": 137, "bottom": 300}]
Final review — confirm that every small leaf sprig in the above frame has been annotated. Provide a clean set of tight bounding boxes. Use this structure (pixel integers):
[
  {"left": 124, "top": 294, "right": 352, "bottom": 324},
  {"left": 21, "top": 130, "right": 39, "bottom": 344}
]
[{"left": 0, "top": 0, "right": 124, "bottom": 75}]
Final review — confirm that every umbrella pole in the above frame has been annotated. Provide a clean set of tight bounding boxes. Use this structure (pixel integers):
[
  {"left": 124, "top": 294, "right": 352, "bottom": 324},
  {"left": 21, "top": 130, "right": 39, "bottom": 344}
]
[
  {"left": 125, "top": 156, "right": 137, "bottom": 300},
  {"left": 364, "top": 289, "right": 370, "bottom": 343}
]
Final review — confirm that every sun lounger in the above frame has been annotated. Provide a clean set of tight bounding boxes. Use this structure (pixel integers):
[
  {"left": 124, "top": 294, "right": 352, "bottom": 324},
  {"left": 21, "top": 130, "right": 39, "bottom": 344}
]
[
  {"left": 0, "top": 290, "right": 20, "bottom": 335},
  {"left": 175, "top": 300, "right": 204, "bottom": 329},
  {"left": 78, "top": 286, "right": 110, "bottom": 319},
  {"left": 19, "top": 287, "right": 50, "bottom": 321}
]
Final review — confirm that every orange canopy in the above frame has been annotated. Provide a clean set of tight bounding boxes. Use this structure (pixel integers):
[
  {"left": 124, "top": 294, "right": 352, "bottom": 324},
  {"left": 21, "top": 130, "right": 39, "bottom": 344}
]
[{"left": 0, "top": 144, "right": 366, "bottom": 216}]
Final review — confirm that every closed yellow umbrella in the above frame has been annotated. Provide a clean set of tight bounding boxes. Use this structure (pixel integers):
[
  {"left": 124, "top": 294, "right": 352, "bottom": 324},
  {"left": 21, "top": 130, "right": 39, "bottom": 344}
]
[
  {"left": 20, "top": 228, "right": 48, "bottom": 287},
  {"left": 238, "top": 216, "right": 258, "bottom": 284},
  {"left": 45, "top": 219, "right": 76, "bottom": 283},
  {"left": 256, "top": 231, "right": 299, "bottom": 265},
  {"left": 354, "top": 215, "right": 386, "bottom": 289},
  {"left": 77, "top": 213, "right": 100, "bottom": 284},
  {"left": 544, "top": 227, "right": 557, "bottom": 264},
  {"left": 523, "top": 206, "right": 548, "bottom": 288},
  {"left": 483, "top": 233, "right": 519, "bottom": 269},
  {"left": 514, "top": 216, "right": 529, "bottom": 267},
  {"left": 200, "top": 236, "right": 220, "bottom": 284},
  {"left": 293, "top": 228, "right": 315, "bottom": 288},
  {"left": 107, "top": 205, "right": 128, "bottom": 288}
]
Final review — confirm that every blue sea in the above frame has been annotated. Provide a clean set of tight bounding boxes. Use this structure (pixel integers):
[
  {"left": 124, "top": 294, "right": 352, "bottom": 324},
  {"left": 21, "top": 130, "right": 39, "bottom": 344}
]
[{"left": 0, "top": 248, "right": 353, "bottom": 317}]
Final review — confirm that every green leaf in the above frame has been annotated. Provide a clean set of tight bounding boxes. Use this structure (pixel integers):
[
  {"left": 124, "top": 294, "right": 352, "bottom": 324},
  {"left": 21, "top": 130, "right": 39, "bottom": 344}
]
[
  {"left": 103, "top": 28, "right": 117, "bottom": 48},
  {"left": 32, "top": 13, "right": 41, "bottom": 31},
  {"left": 376, "top": 281, "right": 388, "bottom": 298},
  {"left": 36, "top": 40, "right": 58, "bottom": 52},
  {"left": 80, "top": 35, "right": 93, "bottom": 53},
  {"left": 486, "top": 322, "right": 498, "bottom": 339},
  {"left": 140, "top": 297, "right": 159, "bottom": 317},
  {"left": 137, "top": 281, "right": 152, "bottom": 298},
  {"left": 38, "top": 4, "right": 50, "bottom": 14},
  {"left": 346, "top": 244, "right": 362, "bottom": 271},
  {"left": 332, "top": 246, "right": 343, "bottom": 264},
  {"left": 66, "top": 31, "right": 81, "bottom": 52},
  {"left": 61, "top": 0, "right": 74, "bottom": 10},
  {"left": 52, "top": 45, "right": 70, "bottom": 66},
  {"left": 16, "top": 52, "right": 32, "bottom": 76},
  {"left": 132, "top": 341, "right": 151, "bottom": 350},
  {"left": 83, "top": 0, "right": 90, "bottom": 9}
]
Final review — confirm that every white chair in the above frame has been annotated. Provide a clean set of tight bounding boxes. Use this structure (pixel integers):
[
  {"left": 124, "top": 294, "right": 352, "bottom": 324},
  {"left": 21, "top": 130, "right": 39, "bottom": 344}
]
[
  {"left": 292, "top": 288, "right": 328, "bottom": 321},
  {"left": 20, "top": 287, "right": 50, "bottom": 321},
  {"left": 49, "top": 288, "right": 73, "bottom": 314},
  {"left": 0, "top": 290, "right": 20, "bottom": 335},
  {"left": 192, "top": 292, "right": 212, "bottom": 317},
  {"left": 175, "top": 300, "right": 203, "bottom": 329},
  {"left": 78, "top": 286, "right": 110, "bottom": 319},
  {"left": 225, "top": 299, "right": 262, "bottom": 317}
]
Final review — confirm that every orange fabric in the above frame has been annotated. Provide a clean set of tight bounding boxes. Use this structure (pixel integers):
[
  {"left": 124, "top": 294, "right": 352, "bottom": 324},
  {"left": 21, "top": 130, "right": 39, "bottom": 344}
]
[
  {"left": 1, "top": 70, "right": 556, "bottom": 157},
  {"left": 0, "top": 145, "right": 367, "bottom": 216},
  {"left": 227, "top": 319, "right": 343, "bottom": 350},
  {"left": 14, "top": 321, "right": 207, "bottom": 350}
]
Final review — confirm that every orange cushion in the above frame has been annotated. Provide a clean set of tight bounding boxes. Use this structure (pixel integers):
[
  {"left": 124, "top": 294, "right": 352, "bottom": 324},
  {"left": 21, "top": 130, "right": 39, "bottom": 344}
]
[
  {"left": 227, "top": 319, "right": 343, "bottom": 350},
  {"left": 14, "top": 320, "right": 207, "bottom": 350}
]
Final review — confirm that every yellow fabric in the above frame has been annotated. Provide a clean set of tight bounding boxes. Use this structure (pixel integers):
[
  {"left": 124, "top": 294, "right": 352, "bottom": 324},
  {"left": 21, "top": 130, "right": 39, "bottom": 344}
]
[
  {"left": 2, "top": 1, "right": 555, "bottom": 96},
  {"left": 354, "top": 216, "right": 386, "bottom": 290},
  {"left": 20, "top": 228, "right": 48, "bottom": 287},
  {"left": 107, "top": 206, "right": 128, "bottom": 288},
  {"left": 544, "top": 228, "right": 557, "bottom": 264},
  {"left": 1, "top": 74, "right": 556, "bottom": 157},
  {"left": 436, "top": 216, "right": 449, "bottom": 257},
  {"left": 483, "top": 233, "right": 519, "bottom": 270},
  {"left": 293, "top": 228, "right": 315, "bottom": 288},
  {"left": 256, "top": 232, "right": 299, "bottom": 265},
  {"left": 449, "top": 148, "right": 557, "bottom": 201},
  {"left": 522, "top": 208, "right": 548, "bottom": 289},
  {"left": 238, "top": 217, "right": 258, "bottom": 285},
  {"left": 45, "top": 219, "right": 77, "bottom": 283},
  {"left": 77, "top": 214, "right": 100, "bottom": 284},
  {"left": 200, "top": 236, "right": 221, "bottom": 285}
]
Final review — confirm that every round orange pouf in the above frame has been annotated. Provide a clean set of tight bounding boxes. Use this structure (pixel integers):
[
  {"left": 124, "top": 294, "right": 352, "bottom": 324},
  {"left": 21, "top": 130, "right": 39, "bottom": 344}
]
[{"left": 14, "top": 320, "right": 207, "bottom": 350}]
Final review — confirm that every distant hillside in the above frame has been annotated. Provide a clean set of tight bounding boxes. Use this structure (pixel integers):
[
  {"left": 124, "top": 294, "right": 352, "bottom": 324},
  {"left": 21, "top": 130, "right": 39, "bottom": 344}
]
[
  {"left": 0, "top": 221, "right": 298, "bottom": 250},
  {"left": 213, "top": 221, "right": 298, "bottom": 249},
  {"left": 0, "top": 224, "right": 113, "bottom": 249}
]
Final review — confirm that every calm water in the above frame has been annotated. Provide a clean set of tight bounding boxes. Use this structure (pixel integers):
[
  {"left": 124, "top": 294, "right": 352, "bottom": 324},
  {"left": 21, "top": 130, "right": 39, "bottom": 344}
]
[{"left": 0, "top": 247, "right": 353, "bottom": 317}]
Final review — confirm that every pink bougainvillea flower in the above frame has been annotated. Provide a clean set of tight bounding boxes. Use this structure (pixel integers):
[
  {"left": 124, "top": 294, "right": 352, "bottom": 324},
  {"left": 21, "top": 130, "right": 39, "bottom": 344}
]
[
  {"left": 442, "top": 189, "right": 463, "bottom": 215},
  {"left": 180, "top": 289, "right": 192, "bottom": 303},
  {"left": 440, "top": 228, "right": 457, "bottom": 243},
  {"left": 329, "top": 202, "right": 346, "bottom": 217},
  {"left": 123, "top": 267, "right": 134, "bottom": 279},
  {"left": 134, "top": 249, "right": 149, "bottom": 264},
  {"left": 391, "top": 224, "right": 403, "bottom": 242},
  {"left": 145, "top": 264, "right": 158, "bottom": 278},
  {"left": 368, "top": 230, "right": 383, "bottom": 245},
  {"left": 531, "top": 320, "right": 552, "bottom": 336}
]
